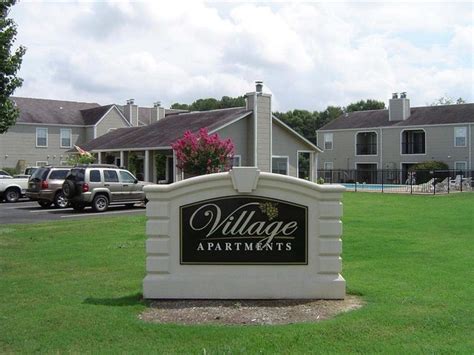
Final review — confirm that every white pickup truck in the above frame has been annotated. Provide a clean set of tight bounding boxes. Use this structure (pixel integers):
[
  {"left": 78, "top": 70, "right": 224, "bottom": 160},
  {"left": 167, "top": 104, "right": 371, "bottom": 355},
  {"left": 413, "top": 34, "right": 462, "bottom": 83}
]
[{"left": 0, "top": 177, "right": 29, "bottom": 202}]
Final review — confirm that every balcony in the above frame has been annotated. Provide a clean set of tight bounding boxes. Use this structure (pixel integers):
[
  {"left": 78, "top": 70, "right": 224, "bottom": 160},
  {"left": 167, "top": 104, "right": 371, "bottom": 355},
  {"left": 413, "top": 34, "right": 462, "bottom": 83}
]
[
  {"left": 356, "top": 143, "right": 377, "bottom": 155},
  {"left": 402, "top": 130, "right": 425, "bottom": 154}
]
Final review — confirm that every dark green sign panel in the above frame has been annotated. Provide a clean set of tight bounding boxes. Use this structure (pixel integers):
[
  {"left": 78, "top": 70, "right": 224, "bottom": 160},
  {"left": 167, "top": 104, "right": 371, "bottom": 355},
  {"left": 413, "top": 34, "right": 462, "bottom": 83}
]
[{"left": 180, "top": 196, "right": 307, "bottom": 264}]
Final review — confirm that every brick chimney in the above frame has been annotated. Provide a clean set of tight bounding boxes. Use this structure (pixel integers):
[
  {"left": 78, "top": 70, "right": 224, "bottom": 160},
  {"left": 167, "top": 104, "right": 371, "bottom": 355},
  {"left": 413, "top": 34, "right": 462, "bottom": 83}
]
[
  {"left": 389, "top": 92, "right": 410, "bottom": 121},
  {"left": 245, "top": 81, "right": 272, "bottom": 171}
]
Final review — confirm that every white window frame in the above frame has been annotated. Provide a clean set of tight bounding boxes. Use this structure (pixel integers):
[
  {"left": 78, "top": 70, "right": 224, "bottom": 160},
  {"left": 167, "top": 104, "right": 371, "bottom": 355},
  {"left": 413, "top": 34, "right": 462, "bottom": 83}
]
[
  {"left": 454, "top": 161, "right": 467, "bottom": 172},
  {"left": 355, "top": 130, "right": 378, "bottom": 156},
  {"left": 231, "top": 155, "right": 241, "bottom": 167},
  {"left": 323, "top": 162, "right": 333, "bottom": 170},
  {"left": 35, "top": 161, "right": 48, "bottom": 167},
  {"left": 454, "top": 127, "right": 467, "bottom": 147},
  {"left": 400, "top": 128, "right": 426, "bottom": 155},
  {"left": 36, "top": 127, "right": 48, "bottom": 148},
  {"left": 323, "top": 133, "right": 333, "bottom": 150},
  {"left": 60, "top": 128, "right": 72, "bottom": 148},
  {"left": 271, "top": 156, "right": 289, "bottom": 175}
]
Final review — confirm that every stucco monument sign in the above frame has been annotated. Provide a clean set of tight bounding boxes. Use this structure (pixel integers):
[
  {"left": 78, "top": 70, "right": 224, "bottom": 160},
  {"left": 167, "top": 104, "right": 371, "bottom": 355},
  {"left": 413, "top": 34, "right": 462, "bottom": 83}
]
[{"left": 143, "top": 167, "right": 345, "bottom": 299}]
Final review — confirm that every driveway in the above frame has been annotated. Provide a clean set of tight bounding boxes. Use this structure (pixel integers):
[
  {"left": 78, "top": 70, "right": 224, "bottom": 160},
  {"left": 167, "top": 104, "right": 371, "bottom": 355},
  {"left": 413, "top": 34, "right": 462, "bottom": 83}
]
[{"left": 0, "top": 199, "right": 146, "bottom": 224}]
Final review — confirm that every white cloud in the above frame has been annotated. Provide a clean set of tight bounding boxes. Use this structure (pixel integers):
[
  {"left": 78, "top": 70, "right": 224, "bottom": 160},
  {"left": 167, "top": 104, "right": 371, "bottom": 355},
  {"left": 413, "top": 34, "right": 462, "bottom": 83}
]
[{"left": 10, "top": 1, "right": 474, "bottom": 111}]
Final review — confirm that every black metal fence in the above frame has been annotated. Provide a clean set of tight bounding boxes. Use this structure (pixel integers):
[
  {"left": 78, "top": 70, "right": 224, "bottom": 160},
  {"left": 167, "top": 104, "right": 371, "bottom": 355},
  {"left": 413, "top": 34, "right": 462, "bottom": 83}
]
[{"left": 317, "top": 169, "right": 473, "bottom": 194}]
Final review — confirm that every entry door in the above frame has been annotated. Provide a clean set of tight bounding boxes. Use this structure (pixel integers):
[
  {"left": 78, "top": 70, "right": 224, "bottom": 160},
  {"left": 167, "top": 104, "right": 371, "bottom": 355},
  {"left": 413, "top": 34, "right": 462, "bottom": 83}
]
[
  {"left": 103, "top": 170, "right": 123, "bottom": 201},
  {"left": 356, "top": 164, "right": 377, "bottom": 184}
]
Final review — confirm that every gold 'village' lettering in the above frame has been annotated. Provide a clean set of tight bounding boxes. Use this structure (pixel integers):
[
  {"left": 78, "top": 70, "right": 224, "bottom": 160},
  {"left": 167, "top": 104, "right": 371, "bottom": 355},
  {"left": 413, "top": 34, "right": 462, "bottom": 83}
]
[{"left": 189, "top": 202, "right": 298, "bottom": 247}]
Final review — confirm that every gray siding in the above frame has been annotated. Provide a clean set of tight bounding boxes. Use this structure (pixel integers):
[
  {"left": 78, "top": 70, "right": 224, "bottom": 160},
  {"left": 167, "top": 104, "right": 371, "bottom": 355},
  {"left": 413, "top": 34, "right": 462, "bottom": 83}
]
[
  {"left": 0, "top": 124, "right": 85, "bottom": 169},
  {"left": 273, "top": 122, "right": 314, "bottom": 177},
  {"left": 317, "top": 123, "right": 474, "bottom": 170},
  {"left": 85, "top": 126, "right": 95, "bottom": 142},
  {"left": 96, "top": 108, "right": 129, "bottom": 137},
  {"left": 216, "top": 116, "right": 249, "bottom": 166}
]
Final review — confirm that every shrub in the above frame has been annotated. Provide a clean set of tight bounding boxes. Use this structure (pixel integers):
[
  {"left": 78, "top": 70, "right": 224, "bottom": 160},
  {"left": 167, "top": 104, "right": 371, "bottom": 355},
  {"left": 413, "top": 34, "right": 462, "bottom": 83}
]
[
  {"left": 67, "top": 154, "right": 95, "bottom": 165},
  {"left": 410, "top": 161, "right": 449, "bottom": 171},
  {"left": 172, "top": 128, "right": 234, "bottom": 175}
]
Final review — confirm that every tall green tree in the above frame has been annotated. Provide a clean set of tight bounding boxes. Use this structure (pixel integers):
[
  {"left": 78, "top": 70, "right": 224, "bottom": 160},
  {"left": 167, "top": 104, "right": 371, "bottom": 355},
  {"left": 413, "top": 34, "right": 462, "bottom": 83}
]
[
  {"left": 345, "top": 99, "right": 385, "bottom": 112},
  {"left": 430, "top": 95, "right": 466, "bottom": 106},
  {"left": 0, "top": 0, "right": 26, "bottom": 134},
  {"left": 171, "top": 96, "right": 246, "bottom": 111}
]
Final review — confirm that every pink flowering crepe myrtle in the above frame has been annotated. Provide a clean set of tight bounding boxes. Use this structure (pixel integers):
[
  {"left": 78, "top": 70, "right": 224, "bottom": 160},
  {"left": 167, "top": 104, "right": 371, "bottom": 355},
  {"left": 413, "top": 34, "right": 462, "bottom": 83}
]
[{"left": 171, "top": 128, "right": 235, "bottom": 175}]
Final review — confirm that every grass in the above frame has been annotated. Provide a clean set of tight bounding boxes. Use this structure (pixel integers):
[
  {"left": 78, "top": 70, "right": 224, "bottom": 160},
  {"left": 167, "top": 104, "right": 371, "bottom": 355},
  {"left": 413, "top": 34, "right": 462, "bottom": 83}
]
[{"left": 0, "top": 193, "right": 473, "bottom": 353}]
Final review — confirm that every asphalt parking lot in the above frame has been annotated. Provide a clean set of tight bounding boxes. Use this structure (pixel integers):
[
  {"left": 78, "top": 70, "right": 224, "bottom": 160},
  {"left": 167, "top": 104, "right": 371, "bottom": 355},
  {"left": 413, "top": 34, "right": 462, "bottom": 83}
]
[{"left": 0, "top": 198, "right": 146, "bottom": 224}]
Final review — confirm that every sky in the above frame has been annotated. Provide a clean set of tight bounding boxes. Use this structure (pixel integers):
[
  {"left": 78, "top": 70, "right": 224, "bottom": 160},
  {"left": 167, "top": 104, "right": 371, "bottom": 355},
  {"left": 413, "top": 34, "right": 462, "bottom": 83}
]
[{"left": 10, "top": 0, "right": 474, "bottom": 111}]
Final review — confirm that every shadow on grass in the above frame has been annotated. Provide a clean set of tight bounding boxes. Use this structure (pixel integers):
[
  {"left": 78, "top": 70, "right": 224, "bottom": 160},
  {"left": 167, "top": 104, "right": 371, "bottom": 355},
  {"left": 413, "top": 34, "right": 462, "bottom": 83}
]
[{"left": 83, "top": 293, "right": 146, "bottom": 307}]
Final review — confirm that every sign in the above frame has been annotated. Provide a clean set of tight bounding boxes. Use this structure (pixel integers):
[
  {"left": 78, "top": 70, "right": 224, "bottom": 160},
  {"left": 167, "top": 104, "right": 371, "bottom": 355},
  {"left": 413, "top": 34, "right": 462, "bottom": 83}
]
[{"left": 180, "top": 196, "right": 307, "bottom": 264}]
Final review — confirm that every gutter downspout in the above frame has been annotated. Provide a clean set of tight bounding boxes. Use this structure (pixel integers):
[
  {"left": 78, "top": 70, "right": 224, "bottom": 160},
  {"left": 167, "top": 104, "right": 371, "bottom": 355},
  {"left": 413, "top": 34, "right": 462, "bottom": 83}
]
[
  {"left": 379, "top": 127, "right": 383, "bottom": 168},
  {"left": 254, "top": 92, "right": 258, "bottom": 167},
  {"left": 469, "top": 124, "right": 472, "bottom": 170}
]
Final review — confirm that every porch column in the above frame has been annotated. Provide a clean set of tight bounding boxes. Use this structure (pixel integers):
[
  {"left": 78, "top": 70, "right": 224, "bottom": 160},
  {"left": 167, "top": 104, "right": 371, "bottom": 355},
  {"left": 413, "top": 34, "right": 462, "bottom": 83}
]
[
  {"left": 310, "top": 152, "right": 315, "bottom": 182},
  {"left": 120, "top": 151, "right": 124, "bottom": 168},
  {"left": 151, "top": 151, "right": 157, "bottom": 183},
  {"left": 97, "top": 152, "right": 102, "bottom": 164},
  {"left": 313, "top": 153, "right": 318, "bottom": 181},
  {"left": 144, "top": 150, "right": 150, "bottom": 182}
]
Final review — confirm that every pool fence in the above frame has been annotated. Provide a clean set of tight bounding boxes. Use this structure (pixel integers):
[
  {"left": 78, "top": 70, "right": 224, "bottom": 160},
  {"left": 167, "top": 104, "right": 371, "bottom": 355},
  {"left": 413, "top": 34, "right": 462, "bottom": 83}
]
[{"left": 317, "top": 169, "right": 473, "bottom": 194}]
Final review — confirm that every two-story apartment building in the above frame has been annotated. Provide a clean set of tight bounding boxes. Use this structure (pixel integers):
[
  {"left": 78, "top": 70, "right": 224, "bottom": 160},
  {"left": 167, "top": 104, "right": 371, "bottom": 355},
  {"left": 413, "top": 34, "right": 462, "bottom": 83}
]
[
  {"left": 316, "top": 94, "right": 473, "bottom": 183},
  {"left": 0, "top": 97, "right": 181, "bottom": 171},
  {"left": 80, "top": 82, "right": 321, "bottom": 183}
]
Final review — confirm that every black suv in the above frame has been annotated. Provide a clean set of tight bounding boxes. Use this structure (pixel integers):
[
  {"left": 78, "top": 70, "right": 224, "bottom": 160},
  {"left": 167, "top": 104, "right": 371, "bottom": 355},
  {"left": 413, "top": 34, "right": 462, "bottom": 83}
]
[{"left": 63, "top": 164, "right": 151, "bottom": 212}]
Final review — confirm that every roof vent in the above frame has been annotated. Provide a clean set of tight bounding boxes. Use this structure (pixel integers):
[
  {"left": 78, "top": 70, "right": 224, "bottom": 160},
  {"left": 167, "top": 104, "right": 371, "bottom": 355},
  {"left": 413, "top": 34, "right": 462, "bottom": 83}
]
[
  {"left": 126, "top": 99, "right": 135, "bottom": 105},
  {"left": 153, "top": 101, "right": 161, "bottom": 108},
  {"left": 400, "top": 92, "right": 407, "bottom": 98},
  {"left": 392, "top": 93, "right": 398, "bottom": 99},
  {"left": 255, "top": 80, "right": 263, "bottom": 93}
]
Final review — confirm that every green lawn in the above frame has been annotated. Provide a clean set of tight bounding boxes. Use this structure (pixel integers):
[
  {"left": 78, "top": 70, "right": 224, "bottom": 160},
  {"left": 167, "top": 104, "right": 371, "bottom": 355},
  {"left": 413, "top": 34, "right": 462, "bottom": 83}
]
[{"left": 1, "top": 193, "right": 473, "bottom": 353}]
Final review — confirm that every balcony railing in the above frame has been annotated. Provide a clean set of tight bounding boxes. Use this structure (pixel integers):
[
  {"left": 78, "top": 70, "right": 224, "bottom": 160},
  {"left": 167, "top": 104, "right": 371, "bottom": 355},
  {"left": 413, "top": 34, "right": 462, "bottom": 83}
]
[
  {"left": 402, "top": 143, "right": 425, "bottom": 154},
  {"left": 356, "top": 143, "right": 377, "bottom": 155}
]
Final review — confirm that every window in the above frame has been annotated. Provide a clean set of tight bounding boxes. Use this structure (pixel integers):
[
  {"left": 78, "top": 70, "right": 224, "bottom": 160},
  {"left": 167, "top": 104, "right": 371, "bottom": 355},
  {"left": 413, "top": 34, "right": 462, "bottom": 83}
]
[
  {"left": 272, "top": 156, "right": 288, "bottom": 175},
  {"left": 323, "top": 162, "right": 333, "bottom": 181},
  {"left": 89, "top": 170, "right": 101, "bottom": 182},
  {"left": 401, "top": 129, "right": 425, "bottom": 154},
  {"left": 49, "top": 170, "right": 69, "bottom": 180},
  {"left": 119, "top": 171, "right": 136, "bottom": 183},
  {"left": 36, "top": 128, "right": 48, "bottom": 147},
  {"left": 454, "top": 161, "right": 467, "bottom": 172},
  {"left": 454, "top": 127, "right": 467, "bottom": 147},
  {"left": 356, "top": 132, "right": 377, "bottom": 155},
  {"left": 324, "top": 133, "right": 333, "bottom": 150},
  {"left": 103, "top": 170, "right": 119, "bottom": 182},
  {"left": 60, "top": 129, "right": 72, "bottom": 148},
  {"left": 230, "top": 155, "right": 241, "bottom": 167},
  {"left": 323, "top": 162, "right": 333, "bottom": 170}
]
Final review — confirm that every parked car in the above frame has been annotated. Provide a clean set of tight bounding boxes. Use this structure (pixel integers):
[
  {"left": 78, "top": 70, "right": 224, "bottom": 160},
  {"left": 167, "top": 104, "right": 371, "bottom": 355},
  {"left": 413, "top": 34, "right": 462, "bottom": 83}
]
[
  {"left": 26, "top": 166, "right": 72, "bottom": 208},
  {"left": 0, "top": 169, "right": 13, "bottom": 179},
  {"left": 63, "top": 164, "right": 151, "bottom": 212},
  {"left": 15, "top": 166, "right": 40, "bottom": 179},
  {"left": 0, "top": 176, "right": 29, "bottom": 202}
]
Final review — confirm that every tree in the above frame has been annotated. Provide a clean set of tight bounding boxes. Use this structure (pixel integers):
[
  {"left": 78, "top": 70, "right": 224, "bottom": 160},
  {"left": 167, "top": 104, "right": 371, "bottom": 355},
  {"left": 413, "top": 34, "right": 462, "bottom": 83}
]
[
  {"left": 171, "top": 96, "right": 246, "bottom": 111},
  {"left": 430, "top": 95, "right": 466, "bottom": 106},
  {"left": 171, "top": 128, "right": 234, "bottom": 175},
  {"left": 0, "top": 0, "right": 26, "bottom": 134},
  {"left": 345, "top": 99, "right": 385, "bottom": 113},
  {"left": 274, "top": 109, "right": 320, "bottom": 144}
]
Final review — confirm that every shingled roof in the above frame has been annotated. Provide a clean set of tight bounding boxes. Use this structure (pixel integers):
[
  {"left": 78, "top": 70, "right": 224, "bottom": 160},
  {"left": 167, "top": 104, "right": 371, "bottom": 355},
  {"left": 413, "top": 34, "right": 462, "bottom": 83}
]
[
  {"left": 81, "top": 107, "right": 252, "bottom": 151},
  {"left": 319, "top": 103, "right": 474, "bottom": 131},
  {"left": 12, "top": 97, "right": 101, "bottom": 125}
]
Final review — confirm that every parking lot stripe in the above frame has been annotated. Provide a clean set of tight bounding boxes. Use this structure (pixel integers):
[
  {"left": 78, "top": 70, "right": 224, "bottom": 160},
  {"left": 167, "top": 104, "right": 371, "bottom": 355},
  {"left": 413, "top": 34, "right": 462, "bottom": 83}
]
[{"left": 60, "top": 209, "right": 144, "bottom": 218}]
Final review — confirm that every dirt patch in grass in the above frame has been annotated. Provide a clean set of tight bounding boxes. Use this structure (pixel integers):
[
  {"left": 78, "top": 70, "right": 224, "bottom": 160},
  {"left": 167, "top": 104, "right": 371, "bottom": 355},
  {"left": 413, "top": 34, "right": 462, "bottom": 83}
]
[{"left": 139, "top": 295, "right": 363, "bottom": 325}]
